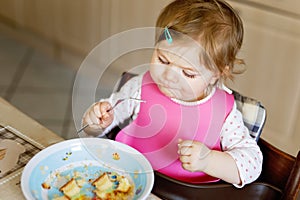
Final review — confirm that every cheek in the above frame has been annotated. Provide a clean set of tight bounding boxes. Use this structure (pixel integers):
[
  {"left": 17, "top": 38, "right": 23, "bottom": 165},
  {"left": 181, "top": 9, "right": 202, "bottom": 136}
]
[
  {"left": 149, "top": 64, "right": 156, "bottom": 74},
  {"left": 181, "top": 79, "right": 207, "bottom": 97},
  {"left": 149, "top": 64, "right": 163, "bottom": 81},
  {"left": 176, "top": 80, "right": 196, "bottom": 97},
  {"left": 199, "top": 68, "right": 217, "bottom": 84},
  {"left": 149, "top": 55, "right": 157, "bottom": 73}
]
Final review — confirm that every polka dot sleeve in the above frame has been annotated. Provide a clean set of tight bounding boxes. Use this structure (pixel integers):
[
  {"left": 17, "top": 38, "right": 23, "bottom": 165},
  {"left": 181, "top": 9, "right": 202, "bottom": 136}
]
[{"left": 220, "top": 103, "right": 263, "bottom": 188}]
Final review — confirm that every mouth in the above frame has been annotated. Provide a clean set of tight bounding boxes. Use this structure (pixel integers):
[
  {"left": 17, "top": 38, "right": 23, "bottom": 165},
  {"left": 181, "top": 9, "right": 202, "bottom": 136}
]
[
  {"left": 158, "top": 85, "right": 174, "bottom": 92},
  {"left": 157, "top": 85, "right": 177, "bottom": 98},
  {"left": 157, "top": 82, "right": 177, "bottom": 90}
]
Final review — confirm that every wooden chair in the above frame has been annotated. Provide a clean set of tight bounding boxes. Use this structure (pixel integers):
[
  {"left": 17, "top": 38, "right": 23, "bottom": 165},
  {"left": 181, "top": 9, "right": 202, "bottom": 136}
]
[{"left": 107, "top": 72, "right": 300, "bottom": 200}]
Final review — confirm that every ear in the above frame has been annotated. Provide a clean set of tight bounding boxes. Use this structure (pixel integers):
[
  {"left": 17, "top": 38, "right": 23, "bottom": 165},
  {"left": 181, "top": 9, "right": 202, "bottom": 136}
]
[{"left": 221, "top": 65, "right": 231, "bottom": 78}]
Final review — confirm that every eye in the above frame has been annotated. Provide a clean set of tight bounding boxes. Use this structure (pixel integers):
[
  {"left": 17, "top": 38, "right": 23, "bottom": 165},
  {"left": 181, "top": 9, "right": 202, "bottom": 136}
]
[
  {"left": 158, "top": 56, "right": 170, "bottom": 65},
  {"left": 182, "top": 70, "right": 197, "bottom": 79}
]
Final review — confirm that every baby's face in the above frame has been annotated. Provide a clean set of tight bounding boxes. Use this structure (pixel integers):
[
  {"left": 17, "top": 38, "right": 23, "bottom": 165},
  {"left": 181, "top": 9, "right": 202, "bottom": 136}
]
[{"left": 150, "top": 40, "right": 219, "bottom": 102}]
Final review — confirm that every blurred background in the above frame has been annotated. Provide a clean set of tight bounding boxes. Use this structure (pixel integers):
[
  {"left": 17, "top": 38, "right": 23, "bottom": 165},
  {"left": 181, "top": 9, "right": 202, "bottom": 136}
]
[{"left": 0, "top": 0, "right": 299, "bottom": 156}]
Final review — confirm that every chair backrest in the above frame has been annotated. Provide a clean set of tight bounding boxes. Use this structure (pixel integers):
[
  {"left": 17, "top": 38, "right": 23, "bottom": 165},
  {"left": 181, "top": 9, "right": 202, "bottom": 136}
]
[
  {"left": 257, "top": 139, "right": 300, "bottom": 200},
  {"left": 232, "top": 90, "right": 266, "bottom": 141}
]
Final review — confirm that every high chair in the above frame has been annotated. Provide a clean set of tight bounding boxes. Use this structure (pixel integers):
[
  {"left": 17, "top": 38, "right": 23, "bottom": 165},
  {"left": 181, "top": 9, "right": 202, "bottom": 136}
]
[{"left": 106, "top": 72, "right": 300, "bottom": 200}]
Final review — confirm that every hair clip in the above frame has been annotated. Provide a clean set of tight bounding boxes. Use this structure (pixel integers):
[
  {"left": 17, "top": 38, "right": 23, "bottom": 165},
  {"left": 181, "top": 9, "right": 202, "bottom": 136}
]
[{"left": 164, "top": 27, "right": 173, "bottom": 44}]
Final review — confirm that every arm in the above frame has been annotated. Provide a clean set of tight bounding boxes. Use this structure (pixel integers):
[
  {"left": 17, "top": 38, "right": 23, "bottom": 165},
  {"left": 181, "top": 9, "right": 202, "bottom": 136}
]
[
  {"left": 203, "top": 149, "right": 241, "bottom": 184},
  {"left": 178, "top": 103, "right": 263, "bottom": 186},
  {"left": 178, "top": 139, "right": 241, "bottom": 185},
  {"left": 220, "top": 104, "right": 263, "bottom": 187}
]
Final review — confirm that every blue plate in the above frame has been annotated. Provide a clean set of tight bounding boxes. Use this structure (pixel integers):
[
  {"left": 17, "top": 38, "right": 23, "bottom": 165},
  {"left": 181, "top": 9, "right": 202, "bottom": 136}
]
[{"left": 21, "top": 138, "right": 154, "bottom": 200}]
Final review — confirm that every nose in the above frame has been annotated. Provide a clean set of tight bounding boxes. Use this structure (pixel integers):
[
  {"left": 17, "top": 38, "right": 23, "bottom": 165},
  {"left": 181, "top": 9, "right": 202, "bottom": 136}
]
[{"left": 163, "top": 66, "right": 178, "bottom": 83}]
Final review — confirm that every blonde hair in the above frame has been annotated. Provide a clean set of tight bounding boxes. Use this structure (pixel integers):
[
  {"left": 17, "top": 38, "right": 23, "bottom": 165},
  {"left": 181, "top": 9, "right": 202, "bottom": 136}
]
[{"left": 155, "top": 0, "right": 245, "bottom": 81}]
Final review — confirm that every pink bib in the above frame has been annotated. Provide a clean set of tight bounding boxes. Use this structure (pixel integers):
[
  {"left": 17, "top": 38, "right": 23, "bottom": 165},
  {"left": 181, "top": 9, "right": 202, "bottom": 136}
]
[{"left": 116, "top": 72, "right": 234, "bottom": 183}]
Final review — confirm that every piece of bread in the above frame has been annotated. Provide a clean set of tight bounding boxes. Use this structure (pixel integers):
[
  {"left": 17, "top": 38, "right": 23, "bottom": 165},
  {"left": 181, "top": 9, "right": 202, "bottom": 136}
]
[
  {"left": 92, "top": 172, "right": 114, "bottom": 191},
  {"left": 52, "top": 196, "right": 69, "bottom": 200},
  {"left": 116, "top": 176, "right": 131, "bottom": 193},
  {"left": 92, "top": 172, "right": 133, "bottom": 200},
  {"left": 59, "top": 178, "right": 81, "bottom": 199},
  {"left": 93, "top": 189, "right": 112, "bottom": 199}
]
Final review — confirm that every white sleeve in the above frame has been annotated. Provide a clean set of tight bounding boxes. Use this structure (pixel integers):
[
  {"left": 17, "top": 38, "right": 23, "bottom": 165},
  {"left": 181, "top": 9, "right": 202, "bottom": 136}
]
[
  {"left": 220, "top": 103, "right": 263, "bottom": 188},
  {"left": 100, "top": 74, "right": 143, "bottom": 135}
]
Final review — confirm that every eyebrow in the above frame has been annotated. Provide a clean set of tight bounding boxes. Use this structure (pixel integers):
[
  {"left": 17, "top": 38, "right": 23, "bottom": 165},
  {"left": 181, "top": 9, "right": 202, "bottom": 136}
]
[{"left": 156, "top": 48, "right": 198, "bottom": 72}]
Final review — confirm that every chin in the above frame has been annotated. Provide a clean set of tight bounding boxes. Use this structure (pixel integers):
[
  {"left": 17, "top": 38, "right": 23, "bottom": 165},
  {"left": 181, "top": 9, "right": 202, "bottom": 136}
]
[{"left": 158, "top": 87, "right": 175, "bottom": 98}]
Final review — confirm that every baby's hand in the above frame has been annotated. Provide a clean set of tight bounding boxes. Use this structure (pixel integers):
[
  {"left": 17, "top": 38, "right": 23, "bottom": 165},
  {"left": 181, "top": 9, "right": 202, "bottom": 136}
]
[
  {"left": 177, "top": 139, "right": 211, "bottom": 172},
  {"left": 83, "top": 101, "right": 114, "bottom": 131}
]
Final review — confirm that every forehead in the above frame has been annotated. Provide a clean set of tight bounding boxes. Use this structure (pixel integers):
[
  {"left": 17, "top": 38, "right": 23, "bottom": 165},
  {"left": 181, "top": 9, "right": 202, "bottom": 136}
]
[{"left": 157, "top": 39, "right": 210, "bottom": 70}]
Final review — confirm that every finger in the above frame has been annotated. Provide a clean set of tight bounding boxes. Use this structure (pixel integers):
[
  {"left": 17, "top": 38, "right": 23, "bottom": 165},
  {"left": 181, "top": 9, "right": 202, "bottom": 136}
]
[
  {"left": 178, "top": 138, "right": 183, "bottom": 144},
  {"left": 100, "top": 119, "right": 112, "bottom": 129},
  {"left": 178, "top": 146, "right": 192, "bottom": 156},
  {"left": 182, "top": 163, "right": 195, "bottom": 172},
  {"left": 182, "top": 163, "right": 190, "bottom": 170},
  {"left": 93, "top": 103, "right": 102, "bottom": 118},
  {"left": 100, "top": 102, "right": 112, "bottom": 113},
  {"left": 89, "top": 123, "right": 102, "bottom": 130},
  {"left": 179, "top": 155, "right": 191, "bottom": 163},
  {"left": 107, "top": 107, "right": 114, "bottom": 115},
  {"left": 102, "top": 109, "right": 113, "bottom": 120},
  {"left": 83, "top": 115, "right": 92, "bottom": 126},
  {"left": 179, "top": 140, "right": 194, "bottom": 147},
  {"left": 88, "top": 109, "right": 101, "bottom": 124},
  {"left": 178, "top": 139, "right": 192, "bottom": 150},
  {"left": 182, "top": 163, "right": 189, "bottom": 170},
  {"left": 85, "top": 115, "right": 101, "bottom": 129}
]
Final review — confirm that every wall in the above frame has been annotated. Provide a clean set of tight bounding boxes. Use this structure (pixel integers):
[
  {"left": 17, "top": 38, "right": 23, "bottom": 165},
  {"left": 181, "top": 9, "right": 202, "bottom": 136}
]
[
  {"left": 227, "top": 0, "right": 300, "bottom": 156},
  {"left": 0, "top": 0, "right": 172, "bottom": 68},
  {"left": 0, "top": 0, "right": 299, "bottom": 156}
]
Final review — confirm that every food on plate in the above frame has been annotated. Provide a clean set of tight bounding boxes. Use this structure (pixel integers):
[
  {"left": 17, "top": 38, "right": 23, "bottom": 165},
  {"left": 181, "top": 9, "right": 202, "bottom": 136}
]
[
  {"left": 59, "top": 178, "right": 81, "bottom": 199},
  {"left": 112, "top": 152, "right": 120, "bottom": 160},
  {"left": 49, "top": 171, "right": 133, "bottom": 200},
  {"left": 41, "top": 182, "right": 51, "bottom": 190},
  {"left": 52, "top": 196, "right": 69, "bottom": 200},
  {"left": 92, "top": 172, "right": 133, "bottom": 199},
  {"left": 92, "top": 173, "right": 114, "bottom": 192}
]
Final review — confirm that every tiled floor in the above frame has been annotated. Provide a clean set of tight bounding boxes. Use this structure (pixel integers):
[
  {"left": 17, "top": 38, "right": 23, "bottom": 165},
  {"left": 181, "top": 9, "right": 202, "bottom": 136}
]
[{"left": 0, "top": 30, "right": 110, "bottom": 139}]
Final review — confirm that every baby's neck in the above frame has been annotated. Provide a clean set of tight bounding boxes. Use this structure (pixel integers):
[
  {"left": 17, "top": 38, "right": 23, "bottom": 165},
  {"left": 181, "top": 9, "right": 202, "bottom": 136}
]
[{"left": 171, "top": 87, "right": 216, "bottom": 106}]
